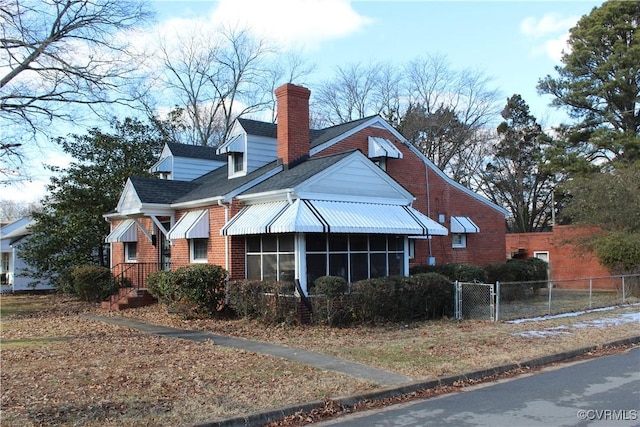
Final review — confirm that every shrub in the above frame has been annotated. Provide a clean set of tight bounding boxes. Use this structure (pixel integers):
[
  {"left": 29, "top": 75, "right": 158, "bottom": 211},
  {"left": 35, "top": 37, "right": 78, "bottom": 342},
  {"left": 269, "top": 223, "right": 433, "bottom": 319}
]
[
  {"left": 351, "top": 273, "right": 453, "bottom": 324},
  {"left": 227, "top": 280, "right": 298, "bottom": 325},
  {"left": 147, "top": 270, "right": 180, "bottom": 308},
  {"left": 486, "top": 258, "right": 549, "bottom": 301},
  {"left": 410, "top": 263, "right": 486, "bottom": 282},
  {"left": 170, "top": 264, "right": 228, "bottom": 317},
  {"left": 312, "top": 276, "right": 351, "bottom": 326},
  {"left": 69, "top": 265, "right": 114, "bottom": 302}
]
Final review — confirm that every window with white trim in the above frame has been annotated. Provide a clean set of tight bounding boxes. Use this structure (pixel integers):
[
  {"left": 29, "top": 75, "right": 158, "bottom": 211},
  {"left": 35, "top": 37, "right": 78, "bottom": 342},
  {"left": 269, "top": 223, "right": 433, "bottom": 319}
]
[
  {"left": 246, "top": 234, "right": 295, "bottom": 282},
  {"left": 125, "top": 242, "right": 137, "bottom": 262},
  {"left": 231, "top": 152, "right": 244, "bottom": 174},
  {"left": 190, "top": 238, "right": 208, "bottom": 263},
  {"left": 452, "top": 233, "right": 466, "bottom": 249},
  {"left": 1, "top": 253, "right": 9, "bottom": 272},
  {"left": 306, "top": 234, "right": 405, "bottom": 287}
]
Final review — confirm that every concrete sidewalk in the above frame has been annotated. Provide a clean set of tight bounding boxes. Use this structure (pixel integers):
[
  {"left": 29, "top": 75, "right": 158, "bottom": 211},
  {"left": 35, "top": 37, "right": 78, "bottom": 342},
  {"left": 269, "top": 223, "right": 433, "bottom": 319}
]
[{"left": 83, "top": 314, "right": 412, "bottom": 386}]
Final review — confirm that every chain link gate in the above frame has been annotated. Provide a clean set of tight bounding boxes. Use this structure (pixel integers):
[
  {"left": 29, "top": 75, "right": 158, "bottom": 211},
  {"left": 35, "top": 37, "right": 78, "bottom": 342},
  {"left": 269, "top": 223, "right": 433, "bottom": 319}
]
[{"left": 454, "top": 281, "right": 497, "bottom": 321}]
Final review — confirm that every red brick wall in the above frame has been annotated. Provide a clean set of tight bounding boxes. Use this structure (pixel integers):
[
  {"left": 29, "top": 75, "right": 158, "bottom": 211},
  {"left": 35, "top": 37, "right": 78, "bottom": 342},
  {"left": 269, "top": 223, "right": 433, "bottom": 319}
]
[
  {"left": 314, "top": 127, "right": 507, "bottom": 267},
  {"left": 506, "top": 225, "right": 613, "bottom": 287},
  {"left": 276, "top": 84, "right": 310, "bottom": 166}
]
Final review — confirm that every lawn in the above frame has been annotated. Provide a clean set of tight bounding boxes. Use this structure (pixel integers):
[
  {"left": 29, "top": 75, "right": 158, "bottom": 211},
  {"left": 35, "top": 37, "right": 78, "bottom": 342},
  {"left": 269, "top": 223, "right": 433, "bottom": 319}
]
[{"left": 1, "top": 293, "right": 638, "bottom": 426}]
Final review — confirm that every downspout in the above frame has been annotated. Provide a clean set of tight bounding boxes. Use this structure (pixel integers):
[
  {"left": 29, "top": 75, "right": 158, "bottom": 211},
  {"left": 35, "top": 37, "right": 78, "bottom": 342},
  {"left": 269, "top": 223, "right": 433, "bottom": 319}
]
[
  {"left": 425, "top": 162, "right": 434, "bottom": 262},
  {"left": 218, "top": 199, "right": 230, "bottom": 273},
  {"left": 218, "top": 199, "right": 231, "bottom": 305}
]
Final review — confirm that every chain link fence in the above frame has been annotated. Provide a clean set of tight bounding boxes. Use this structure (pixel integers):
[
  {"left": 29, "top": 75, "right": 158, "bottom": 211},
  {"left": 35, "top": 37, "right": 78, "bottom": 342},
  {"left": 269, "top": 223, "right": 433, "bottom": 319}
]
[
  {"left": 454, "top": 281, "right": 496, "bottom": 321},
  {"left": 454, "top": 274, "right": 640, "bottom": 322}
]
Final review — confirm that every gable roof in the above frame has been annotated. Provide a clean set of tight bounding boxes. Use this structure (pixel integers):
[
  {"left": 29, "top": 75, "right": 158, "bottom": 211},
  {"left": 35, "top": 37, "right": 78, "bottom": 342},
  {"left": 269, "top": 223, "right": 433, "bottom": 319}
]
[
  {"left": 128, "top": 177, "right": 200, "bottom": 205},
  {"left": 239, "top": 151, "right": 354, "bottom": 196},
  {"left": 237, "top": 118, "right": 277, "bottom": 138},
  {"left": 172, "top": 160, "right": 282, "bottom": 204},
  {"left": 166, "top": 142, "right": 225, "bottom": 161}
]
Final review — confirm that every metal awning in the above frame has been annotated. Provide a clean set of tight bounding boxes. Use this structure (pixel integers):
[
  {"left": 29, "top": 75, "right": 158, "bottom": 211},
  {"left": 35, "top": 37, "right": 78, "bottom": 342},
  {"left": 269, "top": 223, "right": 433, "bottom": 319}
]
[
  {"left": 217, "top": 134, "right": 245, "bottom": 154},
  {"left": 168, "top": 210, "right": 209, "bottom": 239},
  {"left": 221, "top": 199, "right": 447, "bottom": 236},
  {"left": 368, "top": 136, "right": 403, "bottom": 159},
  {"left": 106, "top": 219, "right": 138, "bottom": 243},
  {"left": 450, "top": 216, "right": 480, "bottom": 233}
]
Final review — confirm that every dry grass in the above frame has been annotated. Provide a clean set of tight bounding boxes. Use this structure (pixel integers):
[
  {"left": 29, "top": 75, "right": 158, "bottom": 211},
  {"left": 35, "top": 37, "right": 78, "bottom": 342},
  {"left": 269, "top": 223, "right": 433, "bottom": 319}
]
[{"left": 1, "top": 293, "right": 638, "bottom": 426}]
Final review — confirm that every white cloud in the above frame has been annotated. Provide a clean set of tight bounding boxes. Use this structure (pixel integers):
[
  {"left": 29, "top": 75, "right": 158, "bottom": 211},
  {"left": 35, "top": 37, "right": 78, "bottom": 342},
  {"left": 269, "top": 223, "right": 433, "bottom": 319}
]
[
  {"left": 520, "top": 13, "right": 578, "bottom": 62},
  {"left": 209, "top": 0, "right": 372, "bottom": 50}
]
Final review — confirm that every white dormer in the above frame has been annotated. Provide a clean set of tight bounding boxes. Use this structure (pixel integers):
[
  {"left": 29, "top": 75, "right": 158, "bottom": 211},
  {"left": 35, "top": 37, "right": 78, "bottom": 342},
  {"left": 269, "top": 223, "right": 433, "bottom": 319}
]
[{"left": 221, "top": 120, "right": 278, "bottom": 178}]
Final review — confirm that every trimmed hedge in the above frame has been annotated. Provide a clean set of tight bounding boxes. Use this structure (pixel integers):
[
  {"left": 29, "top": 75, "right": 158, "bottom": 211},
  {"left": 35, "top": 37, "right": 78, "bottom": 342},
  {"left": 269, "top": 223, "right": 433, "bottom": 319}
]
[
  {"left": 410, "top": 263, "right": 487, "bottom": 282},
  {"left": 350, "top": 273, "right": 454, "bottom": 324},
  {"left": 227, "top": 280, "right": 298, "bottom": 325}
]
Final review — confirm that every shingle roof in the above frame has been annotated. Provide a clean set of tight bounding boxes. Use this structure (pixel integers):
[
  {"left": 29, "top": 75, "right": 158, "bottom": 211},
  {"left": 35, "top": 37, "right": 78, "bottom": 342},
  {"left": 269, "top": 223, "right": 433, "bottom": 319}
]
[
  {"left": 237, "top": 118, "right": 277, "bottom": 138},
  {"left": 310, "top": 115, "right": 378, "bottom": 148},
  {"left": 238, "top": 115, "right": 379, "bottom": 148},
  {"left": 172, "top": 161, "right": 281, "bottom": 203},
  {"left": 166, "top": 142, "right": 225, "bottom": 161},
  {"left": 130, "top": 177, "right": 200, "bottom": 204},
  {"left": 240, "top": 151, "right": 355, "bottom": 195}
]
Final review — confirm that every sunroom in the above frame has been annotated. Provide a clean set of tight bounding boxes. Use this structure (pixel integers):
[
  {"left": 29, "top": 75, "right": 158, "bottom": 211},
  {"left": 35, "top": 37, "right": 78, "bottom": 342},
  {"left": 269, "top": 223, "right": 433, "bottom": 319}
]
[{"left": 221, "top": 198, "right": 447, "bottom": 294}]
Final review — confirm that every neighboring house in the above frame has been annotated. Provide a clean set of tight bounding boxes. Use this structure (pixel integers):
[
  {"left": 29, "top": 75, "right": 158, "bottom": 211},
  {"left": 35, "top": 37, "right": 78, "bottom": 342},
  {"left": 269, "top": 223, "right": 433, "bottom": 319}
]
[
  {"left": 506, "top": 225, "right": 616, "bottom": 289},
  {"left": 0, "top": 217, "right": 52, "bottom": 292},
  {"left": 105, "top": 83, "right": 508, "bottom": 296}
]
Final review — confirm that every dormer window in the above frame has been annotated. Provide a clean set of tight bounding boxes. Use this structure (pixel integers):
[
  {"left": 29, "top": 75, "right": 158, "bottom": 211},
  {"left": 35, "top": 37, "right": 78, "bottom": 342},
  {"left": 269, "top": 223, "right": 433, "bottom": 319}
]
[{"left": 231, "top": 152, "right": 244, "bottom": 174}]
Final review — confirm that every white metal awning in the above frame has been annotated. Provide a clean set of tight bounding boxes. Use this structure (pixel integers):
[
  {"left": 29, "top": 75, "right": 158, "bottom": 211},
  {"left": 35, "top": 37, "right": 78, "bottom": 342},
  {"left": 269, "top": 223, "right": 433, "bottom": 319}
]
[
  {"left": 368, "top": 136, "right": 403, "bottom": 159},
  {"left": 217, "top": 134, "right": 245, "bottom": 154},
  {"left": 450, "top": 216, "right": 480, "bottom": 233},
  {"left": 106, "top": 219, "right": 138, "bottom": 243},
  {"left": 221, "top": 200, "right": 447, "bottom": 236},
  {"left": 168, "top": 210, "right": 209, "bottom": 239}
]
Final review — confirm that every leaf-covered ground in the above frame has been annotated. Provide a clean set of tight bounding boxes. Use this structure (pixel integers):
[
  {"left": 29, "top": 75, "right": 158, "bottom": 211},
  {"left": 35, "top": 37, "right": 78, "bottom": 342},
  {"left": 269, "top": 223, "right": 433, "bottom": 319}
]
[{"left": 1, "top": 294, "right": 638, "bottom": 426}]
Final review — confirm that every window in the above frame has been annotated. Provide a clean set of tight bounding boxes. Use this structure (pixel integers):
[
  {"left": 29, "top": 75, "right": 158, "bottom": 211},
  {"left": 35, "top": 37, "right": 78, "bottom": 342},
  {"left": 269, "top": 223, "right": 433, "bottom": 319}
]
[
  {"left": 452, "top": 233, "right": 466, "bottom": 248},
  {"left": 306, "top": 234, "right": 405, "bottom": 286},
  {"left": 125, "top": 242, "right": 137, "bottom": 262},
  {"left": 231, "top": 152, "right": 244, "bottom": 174},
  {"left": 246, "top": 234, "right": 295, "bottom": 282},
  {"left": 408, "top": 239, "right": 415, "bottom": 259},
  {"left": 1, "top": 253, "right": 9, "bottom": 272},
  {"left": 190, "top": 238, "right": 208, "bottom": 263}
]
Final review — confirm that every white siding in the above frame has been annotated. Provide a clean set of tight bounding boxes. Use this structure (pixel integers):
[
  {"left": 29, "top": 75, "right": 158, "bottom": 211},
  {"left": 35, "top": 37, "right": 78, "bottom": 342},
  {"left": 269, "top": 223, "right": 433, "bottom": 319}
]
[{"left": 296, "top": 156, "right": 411, "bottom": 203}]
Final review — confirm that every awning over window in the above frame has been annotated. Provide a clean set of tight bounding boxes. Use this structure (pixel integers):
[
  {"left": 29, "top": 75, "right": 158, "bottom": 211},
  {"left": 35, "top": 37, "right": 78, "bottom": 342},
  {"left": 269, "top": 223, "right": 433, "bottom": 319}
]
[
  {"left": 368, "top": 136, "right": 403, "bottom": 159},
  {"left": 221, "top": 200, "right": 447, "bottom": 236},
  {"left": 450, "top": 216, "right": 480, "bottom": 233},
  {"left": 106, "top": 219, "right": 138, "bottom": 243},
  {"left": 168, "top": 210, "right": 209, "bottom": 239},
  {"left": 217, "top": 134, "right": 245, "bottom": 154}
]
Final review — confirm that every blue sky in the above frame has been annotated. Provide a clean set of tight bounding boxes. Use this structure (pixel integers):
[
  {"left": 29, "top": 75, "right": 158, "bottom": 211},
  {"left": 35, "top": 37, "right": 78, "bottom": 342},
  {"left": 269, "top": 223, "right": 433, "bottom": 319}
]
[{"left": 6, "top": 0, "right": 603, "bottom": 205}]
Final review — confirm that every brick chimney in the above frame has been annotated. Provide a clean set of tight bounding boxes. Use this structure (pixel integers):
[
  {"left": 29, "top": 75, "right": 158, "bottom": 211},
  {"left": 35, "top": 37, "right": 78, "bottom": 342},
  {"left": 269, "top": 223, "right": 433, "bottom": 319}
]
[{"left": 275, "top": 83, "right": 310, "bottom": 168}]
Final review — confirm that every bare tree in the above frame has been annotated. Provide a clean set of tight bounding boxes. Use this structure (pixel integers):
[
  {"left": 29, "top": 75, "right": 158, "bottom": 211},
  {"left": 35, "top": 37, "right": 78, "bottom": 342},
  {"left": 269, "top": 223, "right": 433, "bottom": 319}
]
[
  {"left": 0, "top": 0, "right": 153, "bottom": 180},
  {"left": 152, "top": 25, "right": 292, "bottom": 146},
  {"left": 313, "top": 61, "right": 391, "bottom": 127},
  {"left": 403, "top": 54, "right": 500, "bottom": 180},
  {"left": 0, "top": 0, "right": 152, "bottom": 131}
]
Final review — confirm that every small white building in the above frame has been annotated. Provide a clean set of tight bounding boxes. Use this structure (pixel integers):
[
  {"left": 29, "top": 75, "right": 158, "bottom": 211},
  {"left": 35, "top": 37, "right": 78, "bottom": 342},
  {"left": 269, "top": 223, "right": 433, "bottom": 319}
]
[{"left": 0, "top": 217, "right": 53, "bottom": 292}]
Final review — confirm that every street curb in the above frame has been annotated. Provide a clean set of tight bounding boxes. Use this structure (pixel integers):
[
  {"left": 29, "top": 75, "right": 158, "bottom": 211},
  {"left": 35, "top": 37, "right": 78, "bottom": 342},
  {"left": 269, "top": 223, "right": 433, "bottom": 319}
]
[{"left": 199, "top": 336, "right": 640, "bottom": 427}]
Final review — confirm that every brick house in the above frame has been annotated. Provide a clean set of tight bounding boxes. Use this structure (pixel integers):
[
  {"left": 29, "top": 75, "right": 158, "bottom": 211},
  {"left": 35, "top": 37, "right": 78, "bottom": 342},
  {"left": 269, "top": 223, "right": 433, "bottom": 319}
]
[
  {"left": 105, "top": 83, "right": 508, "bottom": 296},
  {"left": 506, "top": 225, "right": 615, "bottom": 288}
]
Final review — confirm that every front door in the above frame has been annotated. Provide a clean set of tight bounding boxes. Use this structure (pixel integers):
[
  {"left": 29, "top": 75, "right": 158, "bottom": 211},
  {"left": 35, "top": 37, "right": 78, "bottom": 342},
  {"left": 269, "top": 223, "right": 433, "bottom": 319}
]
[{"left": 159, "top": 221, "right": 171, "bottom": 271}]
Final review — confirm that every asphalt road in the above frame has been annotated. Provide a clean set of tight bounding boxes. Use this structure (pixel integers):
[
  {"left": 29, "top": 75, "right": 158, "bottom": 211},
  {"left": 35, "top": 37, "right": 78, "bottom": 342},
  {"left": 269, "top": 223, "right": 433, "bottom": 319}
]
[{"left": 314, "top": 347, "right": 640, "bottom": 427}]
